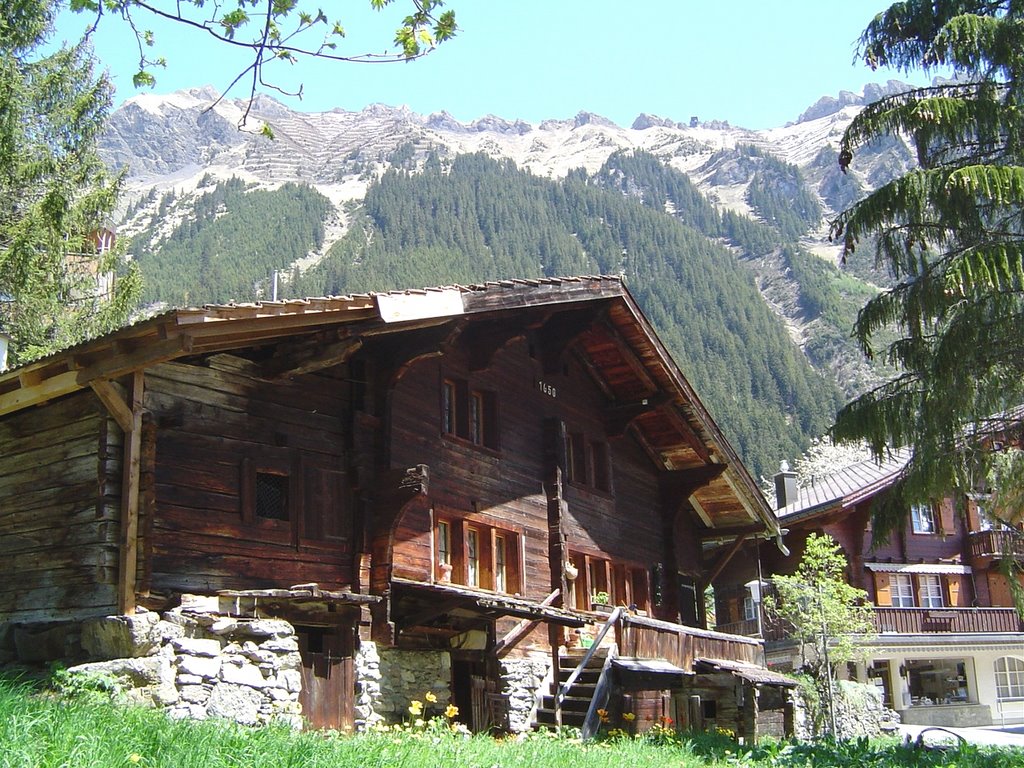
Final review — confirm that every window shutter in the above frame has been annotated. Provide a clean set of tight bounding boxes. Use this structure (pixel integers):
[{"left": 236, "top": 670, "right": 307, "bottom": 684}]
[
  {"left": 874, "top": 572, "right": 892, "bottom": 606},
  {"left": 946, "top": 574, "right": 965, "bottom": 607},
  {"left": 938, "top": 499, "right": 955, "bottom": 535}
]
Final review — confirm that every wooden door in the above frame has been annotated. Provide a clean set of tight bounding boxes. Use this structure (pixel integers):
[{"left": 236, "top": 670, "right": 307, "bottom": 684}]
[{"left": 296, "top": 625, "right": 354, "bottom": 731}]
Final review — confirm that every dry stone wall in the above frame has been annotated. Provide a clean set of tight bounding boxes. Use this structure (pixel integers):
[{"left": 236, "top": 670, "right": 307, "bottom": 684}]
[{"left": 67, "top": 607, "right": 304, "bottom": 727}]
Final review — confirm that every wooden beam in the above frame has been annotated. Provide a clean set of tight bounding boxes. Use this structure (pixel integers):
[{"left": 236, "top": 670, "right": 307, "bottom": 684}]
[
  {"left": 90, "top": 379, "right": 133, "bottom": 433},
  {"left": 0, "top": 369, "right": 79, "bottom": 417},
  {"left": 537, "top": 308, "right": 602, "bottom": 374},
  {"left": 592, "top": 320, "right": 658, "bottom": 392},
  {"left": 661, "top": 463, "right": 728, "bottom": 500},
  {"left": 397, "top": 597, "right": 466, "bottom": 632},
  {"left": 697, "top": 523, "right": 767, "bottom": 541},
  {"left": 705, "top": 533, "right": 750, "bottom": 585},
  {"left": 495, "top": 589, "right": 560, "bottom": 658},
  {"left": 264, "top": 336, "right": 363, "bottom": 379},
  {"left": 117, "top": 370, "right": 144, "bottom": 615},
  {"left": 605, "top": 392, "right": 672, "bottom": 437}
]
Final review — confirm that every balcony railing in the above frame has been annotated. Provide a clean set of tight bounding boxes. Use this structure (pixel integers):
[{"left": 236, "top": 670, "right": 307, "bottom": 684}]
[
  {"left": 968, "top": 529, "right": 1024, "bottom": 561},
  {"left": 873, "top": 606, "right": 1024, "bottom": 634}
]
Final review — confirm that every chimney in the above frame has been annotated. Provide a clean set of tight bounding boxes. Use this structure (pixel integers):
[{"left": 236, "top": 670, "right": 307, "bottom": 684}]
[{"left": 773, "top": 460, "right": 798, "bottom": 510}]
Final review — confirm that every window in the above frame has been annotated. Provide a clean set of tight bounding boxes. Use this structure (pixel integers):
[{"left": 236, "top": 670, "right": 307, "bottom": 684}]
[
  {"left": 434, "top": 515, "right": 519, "bottom": 593},
  {"left": 437, "top": 521, "right": 451, "bottom": 566},
  {"left": 890, "top": 574, "right": 915, "bottom": 608},
  {"left": 466, "top": 527, "right": 480, "bottom": 587},
  {"left": 995, "top": 657, "right": 1024, "bottom": 701},
  {"left": 494, "top": 534, "right": 507, "bottom": 593},
  {"left": 255, "top": 471, "right": 289, "bottom": 521},
  {"left": 592, "top": 440, "right": 611, "bottom": 492},
  {"left": 442, "top": 380, "right": 457, "bottom": 436},
  {"left": 441, "top": 377, "right": 498, "bottom": 448},
  {"left": 911, "top": 503, "right": 936, "bottom": 534},
  {"left": 918, "top": 574, "right": 944, "bottom": 608},
  {"left": 566, "top": 432, "right": 613, "bottom": 492},
  {"left": 568, "top": 432, "right": 587, "bottom": 483},
  {"left": 469, "top": 392, "right": 483, "bottom": 445},
  {"left": 743, "top": 595, "right": 757, "bottom": 621}
]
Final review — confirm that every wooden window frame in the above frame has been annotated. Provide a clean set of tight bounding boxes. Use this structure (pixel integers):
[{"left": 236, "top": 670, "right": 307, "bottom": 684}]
[
  {"left": 591, "top": 439, "right": 611, "bottom": 493},
  {"left": 441, "top": 375, "right": 499, "bottom": 450},
  {"left": 434, "top": 514, "right": 520, "bottom": 594},
  {"left": 569, "top": 550, "right": 648, "bottom": 613},
  {"left": 567, "top": 432, "right": 588, "bottom": 484}
]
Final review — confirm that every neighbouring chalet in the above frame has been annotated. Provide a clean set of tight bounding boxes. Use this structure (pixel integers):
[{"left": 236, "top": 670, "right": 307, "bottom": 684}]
[
  {"left": 715, "top": 450, "right": 1024, "bottom": 728},
  {"left": 0, "top": 276, "right": 795, "bottom": 736}
]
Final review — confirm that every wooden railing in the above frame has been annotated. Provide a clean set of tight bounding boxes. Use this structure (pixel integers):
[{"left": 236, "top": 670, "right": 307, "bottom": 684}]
[
  {"left": 713, "top": 618, "right": 760, "bottom": 638},
  {"left": 873, "top": 606, "right": 1024, "bottom": 634},
  {"left": 968, "top": 529, "right": 1024, "bottom": 561},
  {"left": 616, "top": 613, "right": 760, "bottom": 669}
]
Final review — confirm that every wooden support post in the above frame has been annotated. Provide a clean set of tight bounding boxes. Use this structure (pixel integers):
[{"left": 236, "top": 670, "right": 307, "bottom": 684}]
[{"left": 117, "top": 370, "right": 144, "bottom": 614}]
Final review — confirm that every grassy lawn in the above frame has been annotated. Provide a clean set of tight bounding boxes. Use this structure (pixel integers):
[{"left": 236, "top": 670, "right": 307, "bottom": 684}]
[{"left": 0, "top": 675, "right": 1020, "bottom": 768}]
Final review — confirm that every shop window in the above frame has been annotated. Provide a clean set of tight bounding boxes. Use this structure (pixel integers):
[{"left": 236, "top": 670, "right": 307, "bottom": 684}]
[
  {"left": 911, "top": 503, "right": 936, "bottom": 534},
  {"left": 906, "top": 658, "right": 968, "bottom": 704},
  {"left": 889, "top": 573, "right": 915, "bottom": 607},
  {"left": 995, "top": 656, "right": 1024, "bottom": 701},
  {"left": 918, "top": 574, "right": 944, "bottom": 608}
]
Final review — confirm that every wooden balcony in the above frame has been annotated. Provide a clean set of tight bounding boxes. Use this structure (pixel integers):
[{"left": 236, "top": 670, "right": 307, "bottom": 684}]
[
  {"left": 968, "top": 529, "right": 1024, "bottom": 564},
  {"left": 617, "top": 613, "right": 760, "bottom": 669},
  {"left": 873, "top": 606, "right": 1024, "bottom": 634}
]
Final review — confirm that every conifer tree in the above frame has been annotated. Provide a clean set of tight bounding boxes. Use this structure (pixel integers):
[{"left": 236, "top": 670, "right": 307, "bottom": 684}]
[
  {"left": 831, "top": 2, "right": 1024, "bottom": 534},
  {"left": 0, "top": 0, "right": 140, "bottom": 365}
]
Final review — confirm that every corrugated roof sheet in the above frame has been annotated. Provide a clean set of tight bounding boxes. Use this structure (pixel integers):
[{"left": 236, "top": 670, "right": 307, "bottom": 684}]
[{"left": 778, "top": 448, "right": 911, "bottom": 521}]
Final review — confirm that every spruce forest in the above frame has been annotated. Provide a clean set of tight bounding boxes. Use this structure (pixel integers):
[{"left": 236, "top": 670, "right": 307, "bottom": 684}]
[{"left": 128, "top": 147, "right": 880, "bottom": 479}]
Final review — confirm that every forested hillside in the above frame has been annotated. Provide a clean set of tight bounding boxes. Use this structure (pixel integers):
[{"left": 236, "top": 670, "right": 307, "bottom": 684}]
[
  {"left": 286, "top": 152, "right": 843, "bottom": 478},
  {"left": 129, "top": 177, "right": 332, "bottom": 305}
]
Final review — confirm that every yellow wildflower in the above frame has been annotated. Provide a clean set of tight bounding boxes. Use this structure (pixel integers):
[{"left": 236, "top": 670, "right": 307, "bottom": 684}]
[
  {"left": 445, "top": 703, "right": 459, "bottom": 718},
  {"left": 408, "top": 700, "right": 423, "bottom": 715},
  {"left": 128, "top": 756, "right": 142, "bottom": 765},
  {"left": 425, "top": 691, "right": 438, "bottom": 703},
  {"left": 596, "top": 707, "right": 609, "bottom": 723},
  {"left": 622, "top": 712, "right": 636, "bottom": 721}
]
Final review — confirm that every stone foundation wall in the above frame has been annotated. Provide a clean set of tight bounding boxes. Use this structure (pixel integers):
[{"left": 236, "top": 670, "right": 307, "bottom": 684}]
[
  {"left": 64, "top": 608, "right": 304, "bottom": 727},
  {"left": 500, "top": 655, "right": 549, "bottom": 732},
  {"left": 354, "top": 643, "right": 451, "bottom": 727},
  {"left": 793, "top": 679, "right": 900, "bottom": 739}
]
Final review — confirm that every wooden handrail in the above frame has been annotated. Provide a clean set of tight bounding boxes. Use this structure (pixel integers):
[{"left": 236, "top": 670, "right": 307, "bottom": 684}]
[
  {"left": 581, "top": 646, "right": 616, "bottom": 740},
  {"left": 558, "top": 606, "right": 624, "bottom": 705}
]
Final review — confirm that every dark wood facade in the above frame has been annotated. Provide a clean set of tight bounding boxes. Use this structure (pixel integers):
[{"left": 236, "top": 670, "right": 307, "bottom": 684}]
[{"left": 0, "top": 276, "right": 781, "bottom": 730}]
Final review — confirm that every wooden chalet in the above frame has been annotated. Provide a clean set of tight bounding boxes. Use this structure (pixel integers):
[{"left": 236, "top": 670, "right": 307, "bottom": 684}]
[
  {"left": 716, "top": 450, "right": 1024, "bottom": 727},
  {"left": 0, "top": 275, "right": 786, "bottom": 734}
]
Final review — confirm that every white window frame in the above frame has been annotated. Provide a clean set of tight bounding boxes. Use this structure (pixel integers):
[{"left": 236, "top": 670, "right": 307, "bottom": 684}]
[
  {"left": 890, "top": 573, "right": 915, "bottom": 608},
  {"left": 995, "top": 656, "right": 1024, "bottom": 701},
  {"left": 918, "top": 574, "right": 944, "bottom": 608},
  {"left": 911, "top": 503, "right": 936, "bottom": 534}
]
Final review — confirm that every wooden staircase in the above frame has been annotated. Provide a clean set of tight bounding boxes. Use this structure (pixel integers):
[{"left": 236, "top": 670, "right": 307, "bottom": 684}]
[{"left": 534, "top": 647, "right": 611, "bottom": 729}]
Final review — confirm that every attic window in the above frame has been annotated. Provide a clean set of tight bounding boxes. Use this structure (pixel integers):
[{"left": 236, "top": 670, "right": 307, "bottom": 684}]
[{"left": 255, "top": 472, "right": 289, "bottom": 521}]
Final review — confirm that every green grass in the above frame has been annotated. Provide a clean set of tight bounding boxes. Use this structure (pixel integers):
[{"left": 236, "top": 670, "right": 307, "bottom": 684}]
[{"left": 0, "top": 675, "right": 1020, "bottom": 768}]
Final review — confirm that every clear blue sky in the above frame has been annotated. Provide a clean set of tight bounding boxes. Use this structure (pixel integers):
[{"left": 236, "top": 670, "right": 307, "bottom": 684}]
[{"left": 53, "top": 1, "right": 923, "bottom": 130}]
